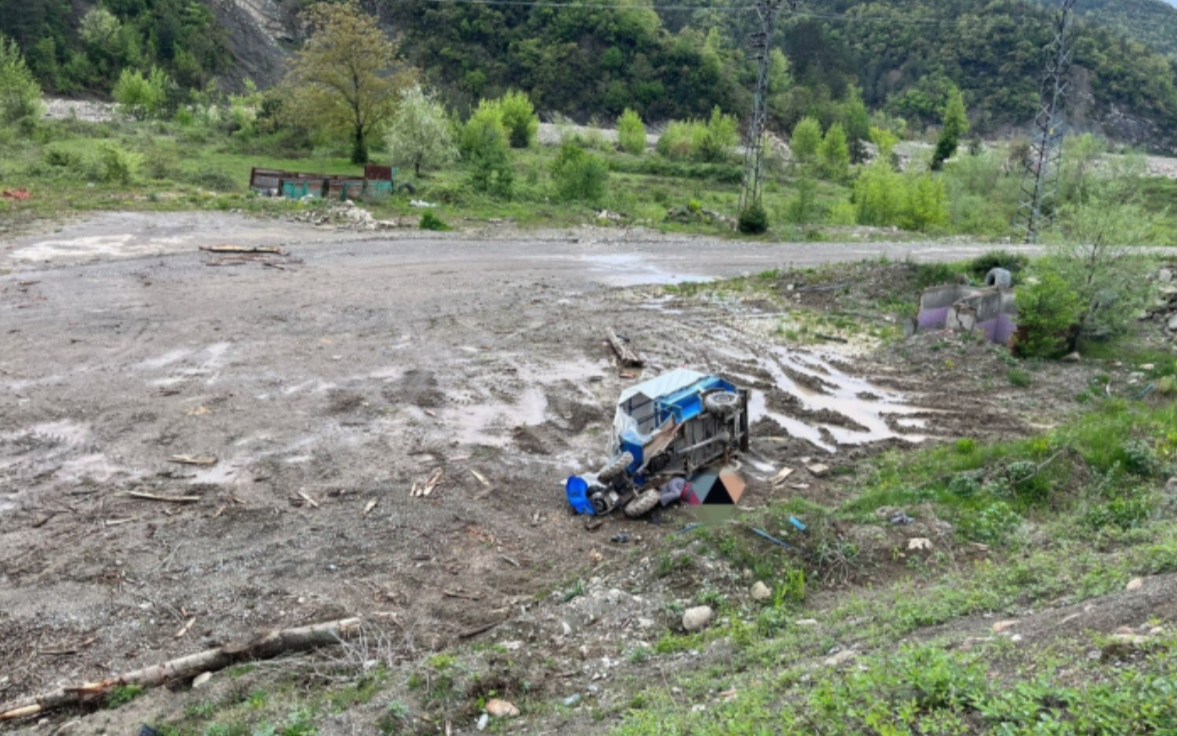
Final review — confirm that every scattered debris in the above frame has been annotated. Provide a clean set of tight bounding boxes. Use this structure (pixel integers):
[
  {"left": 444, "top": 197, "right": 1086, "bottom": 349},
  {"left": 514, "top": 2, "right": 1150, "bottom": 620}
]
[
  {"left": 770, "top": 467, "right": 795, "bottom": 486},
  {"left": 410, "top": 199, "right": 437, "bottom": 208},
  {"left": 1, "top": 189, "right": 31, "bottom": 201},
  {"left": 297, "top": 491, "right": 320, "bottom": 509},
  {"left": 173, "top": 618, "right": 196, "bottom": 639},
  {"left": 751, "top": 581, "right": 771, "bottom": 601},
  {"left": 0, "top": 618, "right": 361, "bottom": 721},
  {"left": 116, "top": 491, "right": 200, "bottom": 504},
  {"left": 362, "top": 499, "right": 378, "bottom": 516},
  {"left": 914, "top": 282, "right": 1017, "bottom": 345},
  {"left": 992, "top": 620, "right": 1019, "bottom": 633},
  {"left": 471, "top": 469, "right": 491, "bottom": 488},
  {"left": 199, "top": 245, "right": 286, "bottom": 255},
  {"left": 605, "top": 328, "right": 644, "bottom": 368},
  {"left": 907, "top": 537, "right": 934, "bottom": 551},
  {"left": 191, "top": 672, "right": 212, "bottom": 689},
  {"left": 751, "top": 527, "right": 799, "bottom": 552},
  {"left": 806, "top": 463, "right": 830, "bottom": 477},
  {"left": 485, "top": 699, "right": 519, "bottom": 718},
  {"left": 1126, "top": 577, "right": 1144, "bottom": 591},
  {"left": 411, "top": 468, "right": 444, "bottom": 498}
]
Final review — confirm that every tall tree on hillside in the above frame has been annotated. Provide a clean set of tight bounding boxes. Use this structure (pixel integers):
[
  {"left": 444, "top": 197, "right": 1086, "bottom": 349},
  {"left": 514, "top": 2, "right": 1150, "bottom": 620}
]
[
  {"left": 932, "top": 85, "right": 969, "bottom": 170},
  {"left": 283, "top": 1, "right": 413, "bottom": 164},
  {"left": 0, "top": 34, "right": 43, "bottom": 124}
]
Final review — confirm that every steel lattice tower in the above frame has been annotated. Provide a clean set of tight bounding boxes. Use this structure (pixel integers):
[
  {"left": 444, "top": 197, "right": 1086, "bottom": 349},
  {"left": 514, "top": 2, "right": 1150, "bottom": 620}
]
[
  {"left": 1019, "top": 0, "right": 1078, "bottom": 243},
  {"left": 738, "top": 0, "right": 796, "bottom": 220}
]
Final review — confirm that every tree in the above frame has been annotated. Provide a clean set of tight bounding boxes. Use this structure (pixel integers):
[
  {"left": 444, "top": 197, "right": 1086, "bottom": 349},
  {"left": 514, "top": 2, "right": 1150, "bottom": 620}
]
[
  {"left": 112, "top": 66, "right": 169, "bottom": 120},
  {"left": 498, "top": 90, "right": 538, "bottom": 148},
  {"left": 790, "top": 117, "right": 821, "bottom": 163},
  {"left": 931, "top": 85, "right": 969, "bottom": 171},
  {"left": 840, "top": 87, "right": 870, "bottom": 164},
  {"left": 465, "top": 116, "right": 514, "bottom": 198},
  {"left": 550, "top": 142, "right": 609, "bottom": 204},
  {"left": 385, "top": 85, "right": 457, "bottom": 177},
  {"left": 617, "top": 108, "right": 646, "bottom": 155},
  {"left": 283, "top": 1, "right": 412, "bottom": 164},
  {"left": 0, "top": 34, "right": 42, "bottom": 125},
  {"left": 817, "top": 122, "right": 850, "bottom": 179}
]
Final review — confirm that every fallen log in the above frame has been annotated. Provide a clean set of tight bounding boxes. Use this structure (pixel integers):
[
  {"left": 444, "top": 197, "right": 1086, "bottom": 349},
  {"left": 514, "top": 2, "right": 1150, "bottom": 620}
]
[
  {"left": 0, "top": 617, "right": 361, "bottom": 721},
  {"left": 606, "top": 328, "right": 644, "bottom": 368}
]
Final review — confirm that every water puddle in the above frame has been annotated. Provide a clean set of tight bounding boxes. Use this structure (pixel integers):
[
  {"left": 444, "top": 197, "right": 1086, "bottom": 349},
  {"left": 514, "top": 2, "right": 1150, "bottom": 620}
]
[
  {"left": 440, "top": 386, "right": 549, "bottom": 446},
  {"left": 749, "top": 347, "right": 934, "bottom": 453},
  {"left": 580, "top": 254, "right": 712, "bottom": 287}
]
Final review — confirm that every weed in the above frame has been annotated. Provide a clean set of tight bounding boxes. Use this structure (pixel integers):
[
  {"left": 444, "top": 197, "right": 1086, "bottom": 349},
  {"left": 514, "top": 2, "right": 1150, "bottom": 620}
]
[
  {"left": 563, "top": 579, "right": 586, "bottom": 601},
  {"left": 419, "top": 211, "right": 451, "bottom": 231},
  {"left": 106, "top": 685, "right": 144, "bottom": 709},
  {"left": 1008, "top": 367, "right": 1034, "bottom": 386}
]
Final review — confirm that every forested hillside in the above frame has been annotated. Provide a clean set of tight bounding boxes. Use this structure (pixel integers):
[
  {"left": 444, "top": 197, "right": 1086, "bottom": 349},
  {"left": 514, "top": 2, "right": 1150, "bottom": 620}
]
[
  {"left": 0, "top": 0, "right": 228, "bottom": 93},
  {"left": 1025, "top": 0, "right": 1177, "bottom": 59},
  {"left": 4, "top": 0, "right": 1177, "bottom": 149}
]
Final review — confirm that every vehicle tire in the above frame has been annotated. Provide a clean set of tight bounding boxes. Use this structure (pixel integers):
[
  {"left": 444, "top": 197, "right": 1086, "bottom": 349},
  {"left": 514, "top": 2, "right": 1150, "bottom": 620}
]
[
  {"left": 398, "top": 182, "right": 417, "bottom": 195},
  {"left": 704, "top": 391, "right": 741, "bottom": 415},
  {"left": 624, "top": 489, "right": 660, "bottom": 518},
  {"left": 985, "top": 268, "right": 1012, "bottom": 289},
  {"left": 598, "top": 452, "right": 634, "bottom": 483}
]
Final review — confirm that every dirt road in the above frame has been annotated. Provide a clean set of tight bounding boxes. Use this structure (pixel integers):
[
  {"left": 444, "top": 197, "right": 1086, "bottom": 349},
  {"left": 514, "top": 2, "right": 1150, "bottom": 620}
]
[{"left": 0, "top": 213, "right": 1045, "bottom": 720}]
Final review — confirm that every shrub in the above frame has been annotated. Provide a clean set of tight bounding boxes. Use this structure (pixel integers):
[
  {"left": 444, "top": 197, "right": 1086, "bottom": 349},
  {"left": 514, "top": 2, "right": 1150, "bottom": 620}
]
[
  {"left": 656, "top": 120, "right": 695, "bottom": 159},
  {"left": 969, "top": 250, "right": 1029, "bottom": 282},
  {"left": 1015, "top": 270, "right": 1081, "bottom": 359},
  {"left": 790, "top": 117, "right": 822, "bottom": 163},
  {"left": 43, "top": 146, "right": 82, "bottom": 169},
  {"left": 498, "top": 90, "right": 538, "bottom": 148},
  {"left": 113, "top": 67, "right": 170, "bottom": 121},
  {"left": 466, "top": 123, "right": 514, "bottom": 199},
  {"left": 696, "top": 106, "right": 739, "bottom": 163},
  {"left": 184, "top": 167, "right": 238, "bottom": 192},
  {"left": 899, "top": 174, "right": 948, "bottom": 231},
  {"left": 784, "top": 177, "right": 819, "bottom": 225},
  {"left": 617, "top": 108, "right": 646, "bottom": 155},
  {"left": 818, "top": 122, "right": 850, "bottom": 180},
  {"left": 93, "top": 142, "right": 143, "bottom": 185},
  {"left": 0, "top": 35, "right": 43, "bottom": 125},
  {"left": 550, "top": 142, "right": 609, "bottom": 204},
  {"left": 460, "top": 99, "right": 507, "bottom": 156},
  {"left": 419, "top": 211, "right": 451, "bottom": 231},
  {"left": 737, "top": 201, "right": 769, "bottom": 234}
]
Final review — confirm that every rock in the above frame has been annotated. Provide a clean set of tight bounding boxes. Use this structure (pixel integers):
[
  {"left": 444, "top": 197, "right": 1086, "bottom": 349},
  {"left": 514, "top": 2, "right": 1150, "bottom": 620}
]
[
  {"left": 806, "top": 463, "right": 830, "bottom": 477},
  {"left": 682, "top": 606, "right": 714, "bottom": 632},
  {"left": 1169, "top": 314, "right": 1177, "bottom": 331},
  {"left": 992, "top": 620, "right": 1020, "bottom": 633},
  {"left": 486, "top": 699, "right": 520, "bottom": 718},
  {"left": 563, "top": 693, "right": 582, "bottom": 707},
  {"left": 907, "top": 537, "right": 934, "bottom": 551},
  {"left": 192, "top": 671, "right": 213, "bottom": 688},
  {"left": 1062, "top": 352, "right": 1081, "bottom": 362},
  {"left": 751, "top": 581, "right": 772, "bottom": 601},
  {"left": 477, "top": 713, "right": 489, "bottom": 731},
  {"left": 1126, "top": 577, "right": 1144, "bottom": 591},
  {"left": 795, "top": 619, "right": 819, "bottom": 626},
  {"left": 1009, "top": 634, "right": 1023, "bottom": 644},
  {"left": 1141, "top": 364, "right": 1156, "bottom": 371},
  {"left": 824, "top": 650, "right": 856, "bottom": 666},
  {"left": 1160, "top": 268, "right": 1174, "bottom": 282},
  {"left": 1115, "top": 626, "right": 1136, "bottom": 635}
]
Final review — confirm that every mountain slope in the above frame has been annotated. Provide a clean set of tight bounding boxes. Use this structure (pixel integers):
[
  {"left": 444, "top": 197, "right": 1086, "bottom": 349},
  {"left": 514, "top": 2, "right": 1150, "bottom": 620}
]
[{"left": 1026, "top": 0, "right": 1177, "bottom": 58}]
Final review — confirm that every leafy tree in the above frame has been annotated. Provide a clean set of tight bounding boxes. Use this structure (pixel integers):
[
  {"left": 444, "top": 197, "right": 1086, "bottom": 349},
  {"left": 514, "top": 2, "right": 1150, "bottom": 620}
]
[
  {"left": 112, "top": 66, "right": 169, "bottom": 120},
  {"left": 498, "top": 90, "right": 538, "bottom": 148},
  {"left": 385, "top": 85, "right": 457, "bottom": 177},
  {"left": 0, "top": 34, "right": 42, "bottom": 124},
  {"left": 617, "top": 108, "right": 646, "bottom": 155},
  {"left": 1015, "top": 271, "right": 1082, "bottom": 358},
  {"left": 283, "top": 0, "right": 412, "bottom": 164},
  {"left": 1048, "top": 155, "right": 1158, "bottom": 342},
  {"left": 467, "top": 122, "right": 514, "bottom": 198},
  {"left": 697, "top": 106, "right": 739, "bottom": 163},
  {"left": 840, "top": 87, "right": 871, "bottom": 164},
  {"left": 656, "top": 120, "right": 694, "bottom": 159},
  {"left": 790, "top": 117, "right": 822, "bottom": 163},
  {"left": 784, "top": 175, "right": 819, "bottom": 225},
  {"left": 550, "top": 142, "right": 609, "bottom": 204},
  {"left": 932, "top": 85, "right": 969, "bottom": 171},
  {"left": 869, "top": 126, "right": 899, "bottom": 165},
  {"left": 818, "top": 122, "right": 850, "bottom": 179},
  {"left": 460, "top": 99, "right": 508, "bottom": 156}
]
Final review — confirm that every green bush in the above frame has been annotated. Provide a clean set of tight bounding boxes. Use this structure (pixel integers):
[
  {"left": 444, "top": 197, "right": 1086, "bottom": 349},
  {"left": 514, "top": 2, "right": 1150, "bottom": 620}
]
[
  {"left": 43, "top": 146, "right": 82, "bottom": 169},
  {"left": 113, "top": 66, "right": 170, "bottom": 121},
  {"left": 0, "top": 35, "right": 43, "bottom": 125},
  {"left": 93, "top": 142, "right": 143, "bottom": 185},
  {"left": 737, "top": 201, "right": 769, "bottom": 234},
  {"left": 617, "top": 108, "right": 646, "bottom": 155},
  {"left": 460, "top": 99, "right": 507, "bottom": 156},
  {"left": 419, "top": 211, "right": 451, "bottom": 231},
  {"left": 497, "top": 90, "right": 538, "bottom": 148},
  {"left": 550, "top": 142, "right": 609, "bottom": 204},
  {"left": 696, "top": 106, "right": 738, "bottom": 163},
  {"left": 466, "top": 123, "right": 514, "bottom": 199},
  {"left": 818, "top": 122, "right": 850, "bottom": 180},
  {"left": 656, "top": 120, "right": 695, "bottom": 159},
  {"left": 854, "top": 163, "right": 948, "bottom": 231},
  {"left": 183, "top": 167, "right": 238, "bottom": 192},
  {"left": 790, "top": 116, "right": 822, "bottom": 163},
  {"left": 1015, "top": 270, "right": 1082, "bottom": 359}
]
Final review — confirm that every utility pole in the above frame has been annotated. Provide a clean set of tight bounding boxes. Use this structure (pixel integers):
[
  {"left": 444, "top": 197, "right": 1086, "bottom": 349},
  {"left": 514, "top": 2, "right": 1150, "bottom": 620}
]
[
  {"left": 738, "top": 0, "right": 796, "bottom": 223},
  {"left": 1018, "top": 0, "right": 1078, "bottom": 243}
]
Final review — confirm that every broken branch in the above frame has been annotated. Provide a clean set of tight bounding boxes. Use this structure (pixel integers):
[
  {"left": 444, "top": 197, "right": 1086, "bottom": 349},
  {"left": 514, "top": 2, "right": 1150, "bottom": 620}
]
[
  {"left": 0, "top": 618, "right": 362, "bottom": 721},
  {"left": 116, "top": 492, "right": 200, "bottom": 504}
]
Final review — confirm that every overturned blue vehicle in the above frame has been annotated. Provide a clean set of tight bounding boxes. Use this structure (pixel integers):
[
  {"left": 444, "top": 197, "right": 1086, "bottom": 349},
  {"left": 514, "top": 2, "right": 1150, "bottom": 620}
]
[{"left": 566, "top": 369, "right": 750, "bottom": 518}]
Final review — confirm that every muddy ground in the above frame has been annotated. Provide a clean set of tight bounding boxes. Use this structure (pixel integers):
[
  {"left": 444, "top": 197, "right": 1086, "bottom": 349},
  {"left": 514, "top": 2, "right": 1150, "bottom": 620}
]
[{"left": 0, "top": 213, "right": 1114, "bottom": 731}]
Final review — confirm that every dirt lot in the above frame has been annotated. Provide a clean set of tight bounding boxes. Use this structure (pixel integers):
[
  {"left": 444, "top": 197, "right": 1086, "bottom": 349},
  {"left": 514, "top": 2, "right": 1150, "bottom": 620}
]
[{"left": 0, "top": 213, "right": 1091, "bottom": 730}]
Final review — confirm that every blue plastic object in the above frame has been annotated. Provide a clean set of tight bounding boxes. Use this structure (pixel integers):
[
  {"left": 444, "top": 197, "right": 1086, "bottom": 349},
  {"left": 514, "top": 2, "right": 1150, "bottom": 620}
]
[
  {"left": 565, "top": 476, "right": 595, "bottom": 515},
  {"left": 788, "top": 516, "right": 807, "bottom": 532}
]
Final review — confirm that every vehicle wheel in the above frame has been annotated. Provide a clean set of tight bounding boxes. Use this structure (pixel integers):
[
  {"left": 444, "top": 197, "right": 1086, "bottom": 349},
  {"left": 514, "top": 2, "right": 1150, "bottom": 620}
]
[
  {"left": 704, "top": 391, "right": 741, "bottom": 415},
  {"left": 624, "top": 489, "right": 660, "bottom": 518},
  {"left": 398, "top": 182, "right": 417, "bottom": 195},
  {"left": 985, "top": 268, "right": 1012, "bottom": 289},
  {"left": 598, "top": 452, "right": 634, "bottom": 483}
]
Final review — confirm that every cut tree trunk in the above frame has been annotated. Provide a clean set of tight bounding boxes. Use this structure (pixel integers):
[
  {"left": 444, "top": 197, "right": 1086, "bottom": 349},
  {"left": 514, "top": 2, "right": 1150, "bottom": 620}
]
[
  {"left": 0, "top": 618, "right": 362, "bottom": 721},
  {"left": 606, "top": 328, "right": 644, "bottom": 368}
]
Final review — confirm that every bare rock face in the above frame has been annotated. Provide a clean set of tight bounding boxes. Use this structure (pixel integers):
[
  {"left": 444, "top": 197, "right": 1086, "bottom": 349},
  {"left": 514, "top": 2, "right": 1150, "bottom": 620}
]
[{"left": 209, "top": 0, "right": 298, "bottom": 91}]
